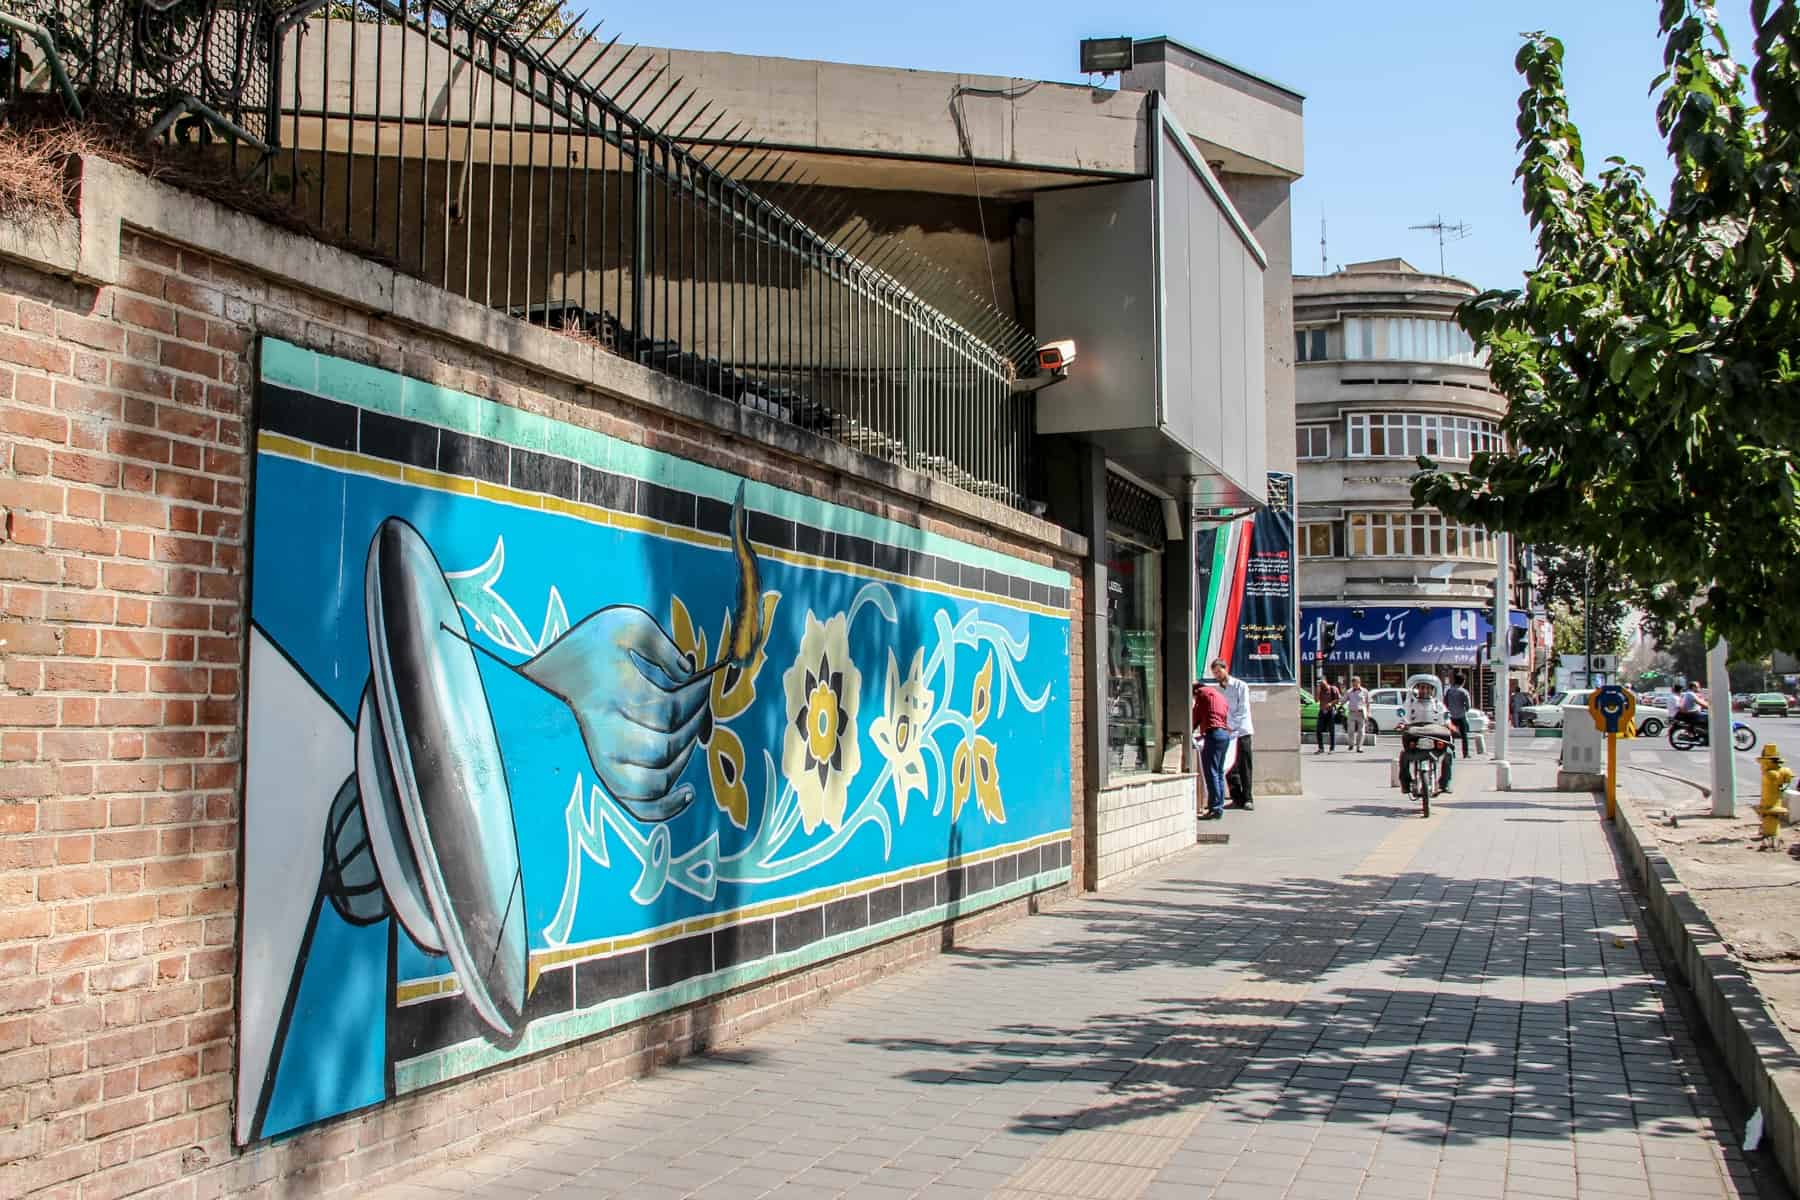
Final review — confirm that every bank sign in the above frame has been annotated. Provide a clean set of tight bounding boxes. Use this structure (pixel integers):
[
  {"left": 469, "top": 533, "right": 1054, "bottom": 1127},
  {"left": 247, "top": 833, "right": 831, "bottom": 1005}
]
[{"left": 1299, "top": 606, "right": 1528, "bottom": 667}]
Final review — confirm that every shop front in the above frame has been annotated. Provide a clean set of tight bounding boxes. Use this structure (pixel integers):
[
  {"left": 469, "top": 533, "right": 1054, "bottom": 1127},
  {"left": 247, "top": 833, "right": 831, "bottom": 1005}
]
[{"left": 1298, "top": 605, "right": 1529, "bottom": 711}]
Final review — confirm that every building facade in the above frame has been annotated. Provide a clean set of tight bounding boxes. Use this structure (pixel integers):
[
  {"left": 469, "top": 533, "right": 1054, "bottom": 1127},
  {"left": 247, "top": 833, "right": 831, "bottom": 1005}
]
[
  {"left": 0, "top": 14, "right": 1303, "bottom": 1199},
  {"left": 1292, "top": 259, "right": 1529, "bottom": 706}
]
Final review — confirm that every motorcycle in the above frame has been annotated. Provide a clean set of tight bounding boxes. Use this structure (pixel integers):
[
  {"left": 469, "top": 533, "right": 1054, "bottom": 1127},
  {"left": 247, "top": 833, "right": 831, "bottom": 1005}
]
[
  {"left": 1667, "top": 711, "right": 1756, "bottom": 752},
  {"left": 1397, "top": 725, "right": 1454, "bottom": 818}
]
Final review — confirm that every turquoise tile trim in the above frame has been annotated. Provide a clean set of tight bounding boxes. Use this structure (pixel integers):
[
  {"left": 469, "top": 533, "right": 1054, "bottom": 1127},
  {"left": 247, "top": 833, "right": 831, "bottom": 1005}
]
[
  {"left": 401, "top": 376, "right": 473, "bottom": 432},
  {"left": 259, "top": 339, "right": 316, "bottom": 393},
  {"left": 261, "top": 339, "right": 1071, "bottom": 591},
  {"left": 392, "top": 864, "right": 1073, "bottom": 1092}
]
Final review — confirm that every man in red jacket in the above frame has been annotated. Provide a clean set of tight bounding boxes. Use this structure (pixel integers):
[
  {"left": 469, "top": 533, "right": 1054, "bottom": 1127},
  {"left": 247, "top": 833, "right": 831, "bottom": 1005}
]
[{"left": 1192, "top": 682, "right": 1231, "bottom": 821}]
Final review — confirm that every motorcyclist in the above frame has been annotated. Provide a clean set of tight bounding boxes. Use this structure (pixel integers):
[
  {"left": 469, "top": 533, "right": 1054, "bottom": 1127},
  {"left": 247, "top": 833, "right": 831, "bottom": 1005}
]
[
  {"left": 1673, "top": 681, "right": 1708, "bottom": 735},
  {"left": 1397, "top": 679, "right": 1455, "bottom": 793}
]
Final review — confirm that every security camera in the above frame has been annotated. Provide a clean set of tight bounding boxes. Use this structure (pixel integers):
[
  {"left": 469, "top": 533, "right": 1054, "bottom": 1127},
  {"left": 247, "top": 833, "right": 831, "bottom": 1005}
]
[
  {"left": 1011, "top": 339, "right": 1078, "bottom": 395},
  {"left": 1037, "top": 339, "right": 1077, "bottom": 373}
]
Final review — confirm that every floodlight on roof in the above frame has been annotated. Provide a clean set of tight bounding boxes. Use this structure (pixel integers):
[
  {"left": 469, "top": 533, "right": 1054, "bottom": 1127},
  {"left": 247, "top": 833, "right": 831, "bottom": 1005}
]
[{"left": 1080, "top": 36, "right": 1134, "bottom": 76}]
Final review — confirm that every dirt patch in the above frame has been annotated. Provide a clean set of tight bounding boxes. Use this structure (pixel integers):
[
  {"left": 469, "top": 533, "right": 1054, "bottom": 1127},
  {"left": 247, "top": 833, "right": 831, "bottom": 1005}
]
[{"left": 1621, "top": 770, "right": 1800, "bottom": 1044}]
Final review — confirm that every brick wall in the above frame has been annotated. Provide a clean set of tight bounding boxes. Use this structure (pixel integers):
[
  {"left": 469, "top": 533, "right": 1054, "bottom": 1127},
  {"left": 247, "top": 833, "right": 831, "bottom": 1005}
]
[{"left": 0, "top": 186, "right": 1084, "bottom": 1200}]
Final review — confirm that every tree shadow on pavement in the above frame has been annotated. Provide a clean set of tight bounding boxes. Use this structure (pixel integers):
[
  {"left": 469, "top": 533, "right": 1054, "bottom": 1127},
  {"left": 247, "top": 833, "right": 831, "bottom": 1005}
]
[{"left": 843, "top": 825, "right": 1796, "bottom": 1198}]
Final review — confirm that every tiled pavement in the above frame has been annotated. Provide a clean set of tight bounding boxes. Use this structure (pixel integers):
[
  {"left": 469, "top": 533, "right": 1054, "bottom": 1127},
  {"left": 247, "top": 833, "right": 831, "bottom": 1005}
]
[{"left": 370, "top": 753, "right": 1786, "bottom": 1200}]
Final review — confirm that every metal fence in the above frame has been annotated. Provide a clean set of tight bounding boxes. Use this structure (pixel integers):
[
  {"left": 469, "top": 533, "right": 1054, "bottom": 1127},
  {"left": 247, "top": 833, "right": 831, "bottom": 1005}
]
[{"left": 3, "top": 0, "right": 1040, "bottom": 509}]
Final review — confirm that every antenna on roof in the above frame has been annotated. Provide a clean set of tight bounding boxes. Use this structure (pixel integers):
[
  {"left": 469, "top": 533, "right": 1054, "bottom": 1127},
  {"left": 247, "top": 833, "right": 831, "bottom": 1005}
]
[
  {"left": 1320, "top": 213, "right": 1327, "bottom": 275},
  {"left": 1408, "top": 215, "right": 1472, "bottom": 275}
]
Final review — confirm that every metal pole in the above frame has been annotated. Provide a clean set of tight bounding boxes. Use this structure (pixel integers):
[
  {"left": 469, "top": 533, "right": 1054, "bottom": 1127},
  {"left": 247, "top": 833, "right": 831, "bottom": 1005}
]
[
  {"left": 1709, "top": 635, "right": 1735, "bottom": 817},
  {"left": 1583, "top": 561, "right": 1592, "bottom": 688},
  {"left": 1493, "top": 532, "right": 1512, "bottom": 790}
]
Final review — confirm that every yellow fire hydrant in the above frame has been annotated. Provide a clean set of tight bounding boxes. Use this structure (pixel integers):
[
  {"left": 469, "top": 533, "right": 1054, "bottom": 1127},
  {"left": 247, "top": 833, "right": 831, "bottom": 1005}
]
[{"left": 1757, "top": 744, "right": 1792, "bottom": 847}]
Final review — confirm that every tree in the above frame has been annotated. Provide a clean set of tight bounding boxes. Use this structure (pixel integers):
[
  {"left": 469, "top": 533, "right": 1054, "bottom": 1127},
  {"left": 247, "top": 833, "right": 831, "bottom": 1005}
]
[
  {"left": 1533, "top": 543, "right": 1629, "bottom": 657},
  {"left": 1413, "top": 1, "right": 1800, "bottom": 658}
]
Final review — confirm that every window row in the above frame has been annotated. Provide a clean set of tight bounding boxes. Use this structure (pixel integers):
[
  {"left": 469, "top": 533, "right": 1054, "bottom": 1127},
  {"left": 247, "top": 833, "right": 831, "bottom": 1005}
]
[
  {"left": 1300, "top": 513, "right": 1496, "bottom": 561},
  {"left": 1344, "top": 316, "right": 1480, "bottom": 366},
  {"left": 1345, "top": 413, "right": 1501, "bottom": 460},
  {"left": 1296, "top": 413, "right": 1502, "bottom": 462}
]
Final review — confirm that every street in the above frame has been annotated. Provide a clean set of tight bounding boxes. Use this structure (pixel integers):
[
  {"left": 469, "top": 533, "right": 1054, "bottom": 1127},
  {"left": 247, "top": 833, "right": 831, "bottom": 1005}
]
[
  {"left": 1502, "top": 715, "right": 1800, "bottom": 801},
  {"left": 366, "top": 757, "right": 1786, "bottom": 1200}
]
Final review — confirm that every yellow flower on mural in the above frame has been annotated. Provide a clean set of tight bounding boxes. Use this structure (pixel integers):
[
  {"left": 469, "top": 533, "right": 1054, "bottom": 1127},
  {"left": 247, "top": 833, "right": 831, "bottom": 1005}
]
[
  {"left": 973, "top": 736, "right": 1004, "bottom": 822},
  {"left": 948, "top": 654, "right": 1004, "bottom": 823},
  {"left": 711, "top": 592, "right": 779, "bottom": 721},
  {"left": 781, "top": 611, "right": 862, "bottom": 833},
  {"left": 870, "top": 648, "right": 934, "bottom": 821},
  {"left": 951, "top": 737, "right": 973, "bottom": 820},
  {"left": 706, "top": 725, "right": 750, "bottom": 829},
  {"left": 670, "top": 595, "right": 707, "bottom": 672},
  {"left": 971, "top": 652, "right": 994, "bottom": 729}
]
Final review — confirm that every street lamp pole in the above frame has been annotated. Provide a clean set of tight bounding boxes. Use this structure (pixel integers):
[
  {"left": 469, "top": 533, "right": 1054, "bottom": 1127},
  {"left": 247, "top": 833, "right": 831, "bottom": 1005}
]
[
  {"left": 1583, "top": 560, "right": 1592, "bottom": 687},
  {"left": 1493, "top": 532, "right": 1512, "bottom": 790},
  {"left": 1709, "top": 635, "right": 1735, "bottom": 816}
]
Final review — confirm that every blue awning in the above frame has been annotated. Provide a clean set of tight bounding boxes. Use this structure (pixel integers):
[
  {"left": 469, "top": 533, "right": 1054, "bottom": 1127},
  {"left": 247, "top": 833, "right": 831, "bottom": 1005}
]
[{"left": 1299, "top": 606, "right": 1528, "bottom": 667}]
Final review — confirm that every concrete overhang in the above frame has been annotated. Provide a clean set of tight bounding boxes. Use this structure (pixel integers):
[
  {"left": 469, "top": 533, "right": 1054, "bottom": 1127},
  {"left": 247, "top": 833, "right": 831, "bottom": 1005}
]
[{"left": 1121, "top": 37, "right": 1304, "bottom": 180}]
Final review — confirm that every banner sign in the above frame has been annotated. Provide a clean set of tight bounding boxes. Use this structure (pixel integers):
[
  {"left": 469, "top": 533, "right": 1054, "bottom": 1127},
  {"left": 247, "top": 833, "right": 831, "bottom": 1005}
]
[
  {"left": 1299, "top": 605, "right": 1529, "bottom": 667},
  {"left": 1194, "top": 472, "right": 1295, "bottom": 684}
]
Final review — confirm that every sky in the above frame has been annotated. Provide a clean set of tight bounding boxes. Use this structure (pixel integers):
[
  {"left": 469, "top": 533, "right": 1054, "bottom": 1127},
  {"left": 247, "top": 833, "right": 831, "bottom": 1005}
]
[{"left": 594, "top": 0, "right": 1763, "bottom": 292}]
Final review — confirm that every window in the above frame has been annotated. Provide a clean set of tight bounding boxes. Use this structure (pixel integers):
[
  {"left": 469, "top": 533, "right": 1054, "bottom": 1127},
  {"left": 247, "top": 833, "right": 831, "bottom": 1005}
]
[
  {"left": 1345, "top": 413, "right": 1502, "bottom": 461},
  {"left": 1294, "top": 327, "right": 1329, "bottom": 362},
  {"left": 1346, "top": 511, "right": 1496, "bottom": 560},
  {"left": 1300, "top": 523, "right": 1334, "bottom": 558},
  {"left": 1105, "top": 536, "right": 1163, "bottom": 777},
  {"left": 1296, "top": 424, "right": 1330, "bottom": 460},
  {"left": 1342, "top": 316, "right": 1480, "bottom": 365}
]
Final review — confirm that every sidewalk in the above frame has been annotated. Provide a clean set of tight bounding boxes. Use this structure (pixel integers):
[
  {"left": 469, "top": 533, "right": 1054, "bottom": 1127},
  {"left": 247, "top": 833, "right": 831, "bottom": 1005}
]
[{"left": 368, "top": 753, "right": 1781, "bottom": 1200}]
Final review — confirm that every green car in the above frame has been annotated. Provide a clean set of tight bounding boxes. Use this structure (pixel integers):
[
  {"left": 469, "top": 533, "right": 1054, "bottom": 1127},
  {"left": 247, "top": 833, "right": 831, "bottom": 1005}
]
[
  {"left": 1300, "top": 688, "right": 1318, "bottom": 734},
  {"left": 1752, "top": 692, "right": 1792, "bottom": 717}
]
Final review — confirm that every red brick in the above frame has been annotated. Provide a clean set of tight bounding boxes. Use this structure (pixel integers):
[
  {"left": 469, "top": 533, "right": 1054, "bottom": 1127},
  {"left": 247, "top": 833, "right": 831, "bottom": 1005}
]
[
  {"left": 1, "top": 405, "right": 69, "bottom": 442},
  {"left": 55, "top": 312, "right": 126, "bottom": 353},
  {"left": 49, "top": 520, "right": 116, "bottom": 555},
  {"left": 110, "top": 362, "right": 174, "bottom": 400},
  {"left": 53, "top": 381, "right": 123, "bottom": 418},
  {"left": 112, "top": 296, "right": 176, "bottom": 335},
  {"left": 159, "top": 342, "right": 220, "bottom": 381},
  {"left": 49, "top": 451, "right": 119, "bottom": 487},
  {"left": 0, "top": 332, "right": 72, "bottom": 376},
  {"left": 100, "top": 562, "right": 164, "bottom": 595}
]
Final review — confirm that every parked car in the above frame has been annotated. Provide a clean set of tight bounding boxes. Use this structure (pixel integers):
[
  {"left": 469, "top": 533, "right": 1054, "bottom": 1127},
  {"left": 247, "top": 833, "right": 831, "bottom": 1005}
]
[
  {"left": 1300, "top": 687, "right": 1318, "bottom": 734},
  {"left": 1522, "top": 688, "right": 1667, "bottom": 735},
  {"left": 1752, "top": 692, "right": 1791, "bottom": 717},
  {"left": 1364, "top": 685, "right": 1489, "bottom": 736}
]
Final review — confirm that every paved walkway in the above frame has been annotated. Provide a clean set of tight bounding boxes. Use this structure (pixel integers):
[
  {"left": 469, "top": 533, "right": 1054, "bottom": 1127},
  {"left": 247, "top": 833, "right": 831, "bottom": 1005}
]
[{"left": 371, "top": 752, "right": 1786, "bottom": 1200}]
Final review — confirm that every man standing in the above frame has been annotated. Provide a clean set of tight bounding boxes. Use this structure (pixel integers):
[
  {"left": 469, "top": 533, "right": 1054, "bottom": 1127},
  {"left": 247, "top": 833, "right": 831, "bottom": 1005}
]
[
  {"left": 1345, "top": 676, "right": 1370, "bottom": 753},
  {"left": 1510, "top": 688, "right": 1527, "bottom": 728},
  {"left": 1444, "top": 673, "right": 1473, "bottom": 757},
  {"left": 1212, "top": 658, "right": 1255, "bottom": 810},
  {"left": 1192, "top": 681, "right": 1231, "bottom": 821},
  {"left": 1315, "top": 676, "right": 1342, "bottom": 753}
]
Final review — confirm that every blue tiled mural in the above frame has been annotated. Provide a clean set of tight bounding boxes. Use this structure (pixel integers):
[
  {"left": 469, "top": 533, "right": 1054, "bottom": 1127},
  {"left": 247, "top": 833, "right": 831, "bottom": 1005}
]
[{"left": 235, "top": 340, "right": 1074, "bottom": 1143}]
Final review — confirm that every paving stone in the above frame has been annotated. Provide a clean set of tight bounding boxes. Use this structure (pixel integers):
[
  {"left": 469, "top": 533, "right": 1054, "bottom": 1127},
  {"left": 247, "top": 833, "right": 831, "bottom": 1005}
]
[{"left": 364, "top": 763, "right": 1776, "bottom": 1200}]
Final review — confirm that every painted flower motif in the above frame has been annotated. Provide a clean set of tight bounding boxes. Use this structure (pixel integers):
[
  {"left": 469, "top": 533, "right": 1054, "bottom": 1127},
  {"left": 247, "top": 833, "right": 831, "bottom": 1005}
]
[
  {"left": 870, "top": 648, "right": 935, "bottom": 820},
  {"left": 951, "top": 737, "right": 973, "bottom": 820},
  {"left": 971, "top": 652, "right": 994, "bottom": 729},
  {"left": 706, "top": 724, "right": 749, "bottom": 829},
  {"left": 781, "top": 611, "right": 862, "bottom": 833},
  {"left": 711, "top": 592, "right": 779, "bottom": 721},
  {"left": 950, "top": 654, "right": 1003, "bottom": 823},
  {"left": 972, "top": 736, "right": 1004, "bottom": 822}
]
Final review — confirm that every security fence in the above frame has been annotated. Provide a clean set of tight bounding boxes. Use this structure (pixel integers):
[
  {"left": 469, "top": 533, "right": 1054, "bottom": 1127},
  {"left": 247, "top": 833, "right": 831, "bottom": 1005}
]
[{"left": 2, "top": 0, "right": 1040, "bottom": 509}]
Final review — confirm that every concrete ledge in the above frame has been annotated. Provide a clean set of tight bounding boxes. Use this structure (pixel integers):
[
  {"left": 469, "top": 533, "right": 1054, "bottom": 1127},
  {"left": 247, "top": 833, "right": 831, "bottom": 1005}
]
[{"left": 1612, "top": 794, "right": 1800, "bottom": 1194}]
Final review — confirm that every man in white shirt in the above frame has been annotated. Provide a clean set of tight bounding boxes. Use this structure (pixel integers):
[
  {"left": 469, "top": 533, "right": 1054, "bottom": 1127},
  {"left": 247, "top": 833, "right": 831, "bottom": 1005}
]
[
  {"left": 1344, "top": 677, "right": 1370, "bottom": 752},
  {"left": 1210, "top": 658, "right": 1255, "bottom": 810},
  {"left": 1399, "top": 680, "right": 1455, "bottom": 791}
]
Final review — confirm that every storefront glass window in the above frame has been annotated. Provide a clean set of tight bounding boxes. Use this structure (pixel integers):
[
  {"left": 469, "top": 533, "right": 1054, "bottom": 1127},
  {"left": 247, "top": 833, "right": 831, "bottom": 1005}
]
[{"left": 1105, "top": 536, "right": 1163, "bottom": 777}]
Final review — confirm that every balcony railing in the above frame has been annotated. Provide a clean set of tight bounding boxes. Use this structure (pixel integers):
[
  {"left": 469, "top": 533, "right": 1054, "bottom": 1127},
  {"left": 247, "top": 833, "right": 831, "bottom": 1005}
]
[{"left": 3, "top": 0, "right": 1040, "bottom": 509}]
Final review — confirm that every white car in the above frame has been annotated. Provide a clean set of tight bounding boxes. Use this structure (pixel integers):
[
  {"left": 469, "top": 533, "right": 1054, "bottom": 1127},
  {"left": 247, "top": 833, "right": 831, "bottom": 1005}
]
[
  {"left": 1365, "top": 684, "right": 1490, "bottom": 735},
  {"left": 1521, "top": 689, "right": 1670, "bottom": 735}
]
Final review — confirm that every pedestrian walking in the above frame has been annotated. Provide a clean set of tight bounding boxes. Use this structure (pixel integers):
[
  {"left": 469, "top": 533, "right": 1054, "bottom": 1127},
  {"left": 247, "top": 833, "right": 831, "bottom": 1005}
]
[
  {"left": 1510, "top": 688, "right": 1527, "bottom": 728},
  {"left": 1344, "top": 676, "right": 1370, "bottom": 752},
  {"left": 1211, "top": 658, "right": 1255, "bottom": 810},
  {"left": 1192, "top": 682, "right": 1230, "bottom": 821},
  {"left": 1444, "top": 673, "right": 1472, "bottom": 757},
  {"left": 1315, "top": 677, "right": 1341, "bottom": 753}
]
